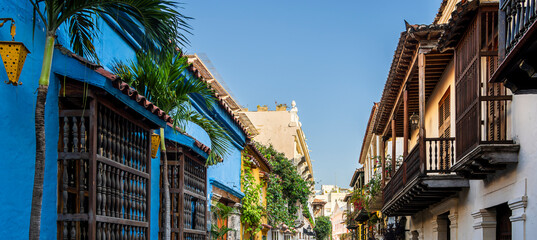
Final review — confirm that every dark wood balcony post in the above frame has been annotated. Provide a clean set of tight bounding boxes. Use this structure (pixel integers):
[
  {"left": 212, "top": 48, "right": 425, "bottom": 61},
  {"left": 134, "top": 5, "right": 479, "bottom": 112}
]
[
  {"left": 380, "top": 136, "right": 386, "bottom": 187},
  {"left": 88, "top": 97, "right": 97, "bottom": 239},
  {"left": 418, "top": 48, "right": 429, "bottom": 174},
  {"left": 498, "top": 0, "right": 506, "bottom": 61},
  {"left": 403, "top": 88, "right": 409, "bottom": 158},
  {"left": 391, "top": 118, "right": 396, "bottom": 177}
]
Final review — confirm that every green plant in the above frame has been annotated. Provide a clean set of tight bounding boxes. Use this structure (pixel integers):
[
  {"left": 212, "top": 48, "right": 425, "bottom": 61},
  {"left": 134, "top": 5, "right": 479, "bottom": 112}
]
[
  {"left": 241, "top": 154, "right": 265, "bottom": 237},
  {"left": 256, "top": 143, "right": 313, "bottom": 228},
  {"left": 211, "top": 203, "right": 234, "bottom": 240},
  {"left": 350, "top": 158, "right": 382, "bottom": 212},
  {"left": 313, "top": 216, "right": 332, "bottom": 240},
  {"left": 112, "top": 49, "right": 232, "bottom": 165},
  {"left": 29, "top": 1, "right": 185, "bottom": 239}
]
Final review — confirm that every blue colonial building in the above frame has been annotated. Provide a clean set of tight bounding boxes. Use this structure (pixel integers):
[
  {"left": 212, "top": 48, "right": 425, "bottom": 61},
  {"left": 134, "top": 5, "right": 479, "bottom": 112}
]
[{"left": 0, "top": 1, "right": 248, "bottom": 239}]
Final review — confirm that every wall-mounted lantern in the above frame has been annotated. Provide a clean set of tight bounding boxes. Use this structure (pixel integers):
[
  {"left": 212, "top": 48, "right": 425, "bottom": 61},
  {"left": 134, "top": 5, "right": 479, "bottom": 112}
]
[
  {"left": 151, "top": 133, "right": 161, "bottom": 158},
  {"left": 0, "top": 18, "right": 30, "bottom": 86},
  {"left": 410, "top": 112, "right": 419, "bottom": 130}
]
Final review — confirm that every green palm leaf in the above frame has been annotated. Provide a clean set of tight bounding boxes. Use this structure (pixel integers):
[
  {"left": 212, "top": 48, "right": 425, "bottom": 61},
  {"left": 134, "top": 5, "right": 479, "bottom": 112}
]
[{"left": 112, "top": 49, "right": 233, "bottom": 165}]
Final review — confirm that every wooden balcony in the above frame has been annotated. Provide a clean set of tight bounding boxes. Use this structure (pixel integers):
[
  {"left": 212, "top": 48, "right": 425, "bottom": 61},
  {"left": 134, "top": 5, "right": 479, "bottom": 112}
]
[
  {"left": 452, "top": 92, "right": 519, "bottom": 179},
  {"left": 491, "top": 0, "right": 537, "bottom": 92},
  {"left": 382, "top": 138, "right": 469, "bottom": 216}
]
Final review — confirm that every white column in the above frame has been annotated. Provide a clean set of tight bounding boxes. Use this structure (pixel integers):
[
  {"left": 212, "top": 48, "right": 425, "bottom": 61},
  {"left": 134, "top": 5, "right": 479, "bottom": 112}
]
[
  {"left": 448, "top": 213, "right": 458, "bottom": 240},
  {"left": 509, "top": 196, "right": 528, "bottom": 240},
  {"left": 432, "top": 215, "right": 449, "bottom": 240},
  {"left": 472, "top": 209, "right": 496, "bottom": 240},
  {"left": 227, "top": 203, "right": 242, "bottom": 240}
]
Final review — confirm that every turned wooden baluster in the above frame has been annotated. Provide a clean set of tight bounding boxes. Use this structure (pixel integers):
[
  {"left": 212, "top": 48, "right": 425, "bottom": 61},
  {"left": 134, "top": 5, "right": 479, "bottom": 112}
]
[
  {"left": 125, "top": 173, "right": 130, "bottom": 220},
  {"left": 114, "top": 114, "right": 119, "bottom": 162},
  {"left": 80, "top": 158, "right": 85, "bottom": 213},
  {"left": 106, "top": 165, "right": 112, "bottom": 216},
  {"left": 63, "top": 222, "right": 68, "bottom": 240},
  {"left": 116, "top": 168, "right": 121, "bottom": 218},
  {"left": 102, "top": 164, "right": 107, "bottom": 216},
  {"left": 110, "top": 166, "right": 116, "bottom": 218},
  {"left": 96, "top": 222, "right": 101, "bottom": 240},
  {"left": 63, "top": 158, "right": 68, "bottom": 214},
  {"left": 106, "top": 109, "right": 112, "bottom": 159},
  {"left": 129, "top": 173, "right": 135, "bottom": 220},
  {"left": 111, "top": 224, "right": 116, "bottom": 240},
  {"left": 63, "top": 117, "right": 69, "bottom": 152},
  {"left": 143, "top": 131, "right": 147, "bottom": 172},
  {"left": 135, "top": 126, "right": 140, "bottom": 170},
  {"left": 141, "top": 177, "right": 145, "bottom": 221},
  {"left": 120, "top": 118, "right": 125, "bottom": 165},
  {"left": 128, "top": 122, "right": 134, "bottom": 168},
  {"left": 73, "top": 117, "right": 78, "bottom": 152},
  {"left": 120, "top": 171, "right": 125, "bottom": 219},
  {"left": 81, "top": 117, "right": 86, "bottom": 152},
  {"left": 134, "top": 176, "right": 139, "bottom": 221},
  {"left": 70, "top": 221, "right": 76, "bottom": 240},
  {"left": 97, "top": 163, "right": 102, "bottom": 215}
]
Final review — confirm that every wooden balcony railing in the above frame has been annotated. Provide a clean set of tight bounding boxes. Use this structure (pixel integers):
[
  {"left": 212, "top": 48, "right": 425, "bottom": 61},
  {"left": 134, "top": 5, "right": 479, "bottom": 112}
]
[
  {"left": 383, "top": 138, "right": 456, "bottom": 205},
  {"left": 501, "top": 0, "right": 537, "bottom": 55}
]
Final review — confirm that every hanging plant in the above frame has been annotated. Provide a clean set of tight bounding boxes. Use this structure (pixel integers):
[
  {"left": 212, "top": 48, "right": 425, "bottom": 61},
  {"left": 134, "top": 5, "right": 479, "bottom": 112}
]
[{"left": 241, "top": 154, "right": 265, "bottom": 237}]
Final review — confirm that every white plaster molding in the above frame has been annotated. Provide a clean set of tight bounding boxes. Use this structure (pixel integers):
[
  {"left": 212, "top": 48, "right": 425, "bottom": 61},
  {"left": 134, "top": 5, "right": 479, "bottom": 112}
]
[
  {"left": 429, "top": 198, "right": 458, "bottom": 216},
  {"left": 211, "top": 193, "right": 222, "bottom": 206},
  {"left": 448, "top": 213, "right": 458, "bottom": 229},
  {"left": 472, "top": 209, "right": 496, "bottom": 229},
  {"left": 508, "top": 196, "right": 527, "bottom": 210}
]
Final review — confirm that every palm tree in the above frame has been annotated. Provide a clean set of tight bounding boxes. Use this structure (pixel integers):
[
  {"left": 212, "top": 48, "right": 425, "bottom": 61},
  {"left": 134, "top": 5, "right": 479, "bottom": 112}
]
[
  {"left": 28, "top": 1, "right": 189, "bottom": 239},
  {"left": 112, "top": 49, "right": 233, "bottom": 240}
]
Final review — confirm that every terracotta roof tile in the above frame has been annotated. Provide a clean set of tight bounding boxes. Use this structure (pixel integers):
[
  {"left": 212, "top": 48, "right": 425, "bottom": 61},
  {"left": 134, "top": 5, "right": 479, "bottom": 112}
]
[
  {"left": 186, "top": 62, "right": 251, "bottom": 139},
  {"left": 57, "top": 45, "right": 173, "bottom": 125},
  {"left": 438, "top": 0, "right": 480, "bottom": 51}
]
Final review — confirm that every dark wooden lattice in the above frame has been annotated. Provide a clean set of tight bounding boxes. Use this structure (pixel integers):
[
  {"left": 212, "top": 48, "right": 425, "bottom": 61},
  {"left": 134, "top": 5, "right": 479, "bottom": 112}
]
[
  {"left": 58, "top": 91, "right": 152, "bottom": 240},
  {"left": 455, "top": 9, "right": 511, "bottom": 159},
  {"left": 159, "top": 144, "right": 208, "bottom": 240}
]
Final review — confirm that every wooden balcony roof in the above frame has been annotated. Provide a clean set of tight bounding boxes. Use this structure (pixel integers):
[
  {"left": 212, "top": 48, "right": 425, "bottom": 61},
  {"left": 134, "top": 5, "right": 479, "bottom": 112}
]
[
  {"left": 382, "top": 175, "right": 468, "bottom": 216},
  {"left": 374, "top": 24, "right": 453, "bottom": 137}
]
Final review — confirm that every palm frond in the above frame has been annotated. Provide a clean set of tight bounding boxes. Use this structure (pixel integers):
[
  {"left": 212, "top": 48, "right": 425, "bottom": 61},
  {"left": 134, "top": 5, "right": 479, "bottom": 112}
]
[
  {"left": 35, "top": 0, "right": 191, "bottom": 60},
  {"left": 67, "top": 11, "right": 99, "bottom": 62},
  {"left": 112, "top": 50, "right": 233, "bottom": 165}
]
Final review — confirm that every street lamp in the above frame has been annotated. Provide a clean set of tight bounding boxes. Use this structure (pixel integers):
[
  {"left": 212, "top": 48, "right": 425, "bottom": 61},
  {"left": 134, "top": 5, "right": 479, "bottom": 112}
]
[{"left": 0, "top": 18, "right": 30, "bottom": 86}]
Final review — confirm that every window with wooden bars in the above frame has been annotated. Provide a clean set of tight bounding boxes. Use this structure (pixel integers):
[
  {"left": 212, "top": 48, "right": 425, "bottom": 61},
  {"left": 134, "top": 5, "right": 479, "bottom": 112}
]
[
  {"left": 159, "top": 143, "right": 208, "bottom": 240},
  {"left": 58, "top": 81, "right": 153, "bottom": 240},
  {"left": 438, "top": 89, "right": 452, "bottom": 170}
]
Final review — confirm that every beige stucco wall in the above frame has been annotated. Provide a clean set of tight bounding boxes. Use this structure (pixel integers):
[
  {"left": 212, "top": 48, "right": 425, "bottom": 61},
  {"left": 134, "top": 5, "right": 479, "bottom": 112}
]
[
  {"left": 405, "top": 75, "right": 536, "bottom": 240},
  {"left": 243, "top": 110, "right": 296, "bottom": 159},
  {"left": 409, "top": 60, "right": 455, "bottom": 152}
]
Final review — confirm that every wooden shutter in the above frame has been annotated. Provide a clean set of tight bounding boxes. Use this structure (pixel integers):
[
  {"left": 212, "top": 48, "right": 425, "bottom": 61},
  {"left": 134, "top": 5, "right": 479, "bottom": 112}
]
[{"left": 439, "top": 89, "right": 451, "bottom": 170}]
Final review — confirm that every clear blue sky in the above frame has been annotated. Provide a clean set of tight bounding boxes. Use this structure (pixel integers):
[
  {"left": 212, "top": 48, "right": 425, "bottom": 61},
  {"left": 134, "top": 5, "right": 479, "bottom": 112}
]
[{"left": 182, "top": 0, "right": 440, "bottom": 189}]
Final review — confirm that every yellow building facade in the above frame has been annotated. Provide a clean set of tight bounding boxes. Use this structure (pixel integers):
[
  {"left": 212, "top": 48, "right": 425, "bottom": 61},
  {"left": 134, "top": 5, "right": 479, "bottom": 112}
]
[{"left": 241, "top": 143, "right": 272, "bottom": 240}]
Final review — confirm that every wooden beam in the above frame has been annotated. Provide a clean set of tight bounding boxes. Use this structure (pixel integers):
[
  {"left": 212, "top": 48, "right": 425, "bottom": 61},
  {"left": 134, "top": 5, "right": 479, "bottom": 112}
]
[
  {"left": 392, "top": 119, "right": 397, "bottom": 177},
  {"left": 403, "top": 88, "right": 409, "bottom": 158},
  {"left": 380, "top": 136, "right": 386, "bottom": 187},
  {"left": 418, "top": 47, "right": 429, "bottom": 174},
  {"left": 382, "top": 51, "right": 419, "bottom": 137}
]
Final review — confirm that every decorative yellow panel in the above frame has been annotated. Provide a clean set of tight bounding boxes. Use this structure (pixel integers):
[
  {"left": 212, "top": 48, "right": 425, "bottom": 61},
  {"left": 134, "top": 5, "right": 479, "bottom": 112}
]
[
  {"left": 151, "top": 133, "right": 161, "bottom": 158},
  {"left": 0, "top": 41, "right": 29, "bottom": 86}
]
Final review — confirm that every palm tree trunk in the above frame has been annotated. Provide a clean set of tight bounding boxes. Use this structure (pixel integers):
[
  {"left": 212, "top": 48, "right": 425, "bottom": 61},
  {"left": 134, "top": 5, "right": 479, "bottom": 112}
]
[
  {"left": 161, "top": 128, "right": 171, "bottom": 240},
  {"left": 29, "top": 35, "right": 55, "bottom": 240}
]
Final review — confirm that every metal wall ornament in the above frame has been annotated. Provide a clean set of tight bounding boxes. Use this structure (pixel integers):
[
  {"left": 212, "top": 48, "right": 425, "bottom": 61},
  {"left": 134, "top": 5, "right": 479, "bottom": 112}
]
[
  {"left": 410, "top": 112, "right": 419, "bottom": 130},
  {"left": 151, "top": 133, "right": 160, "bottom": 158},
  {"left": 0, "top": 18, "right": 30, "bottom": 86}
]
